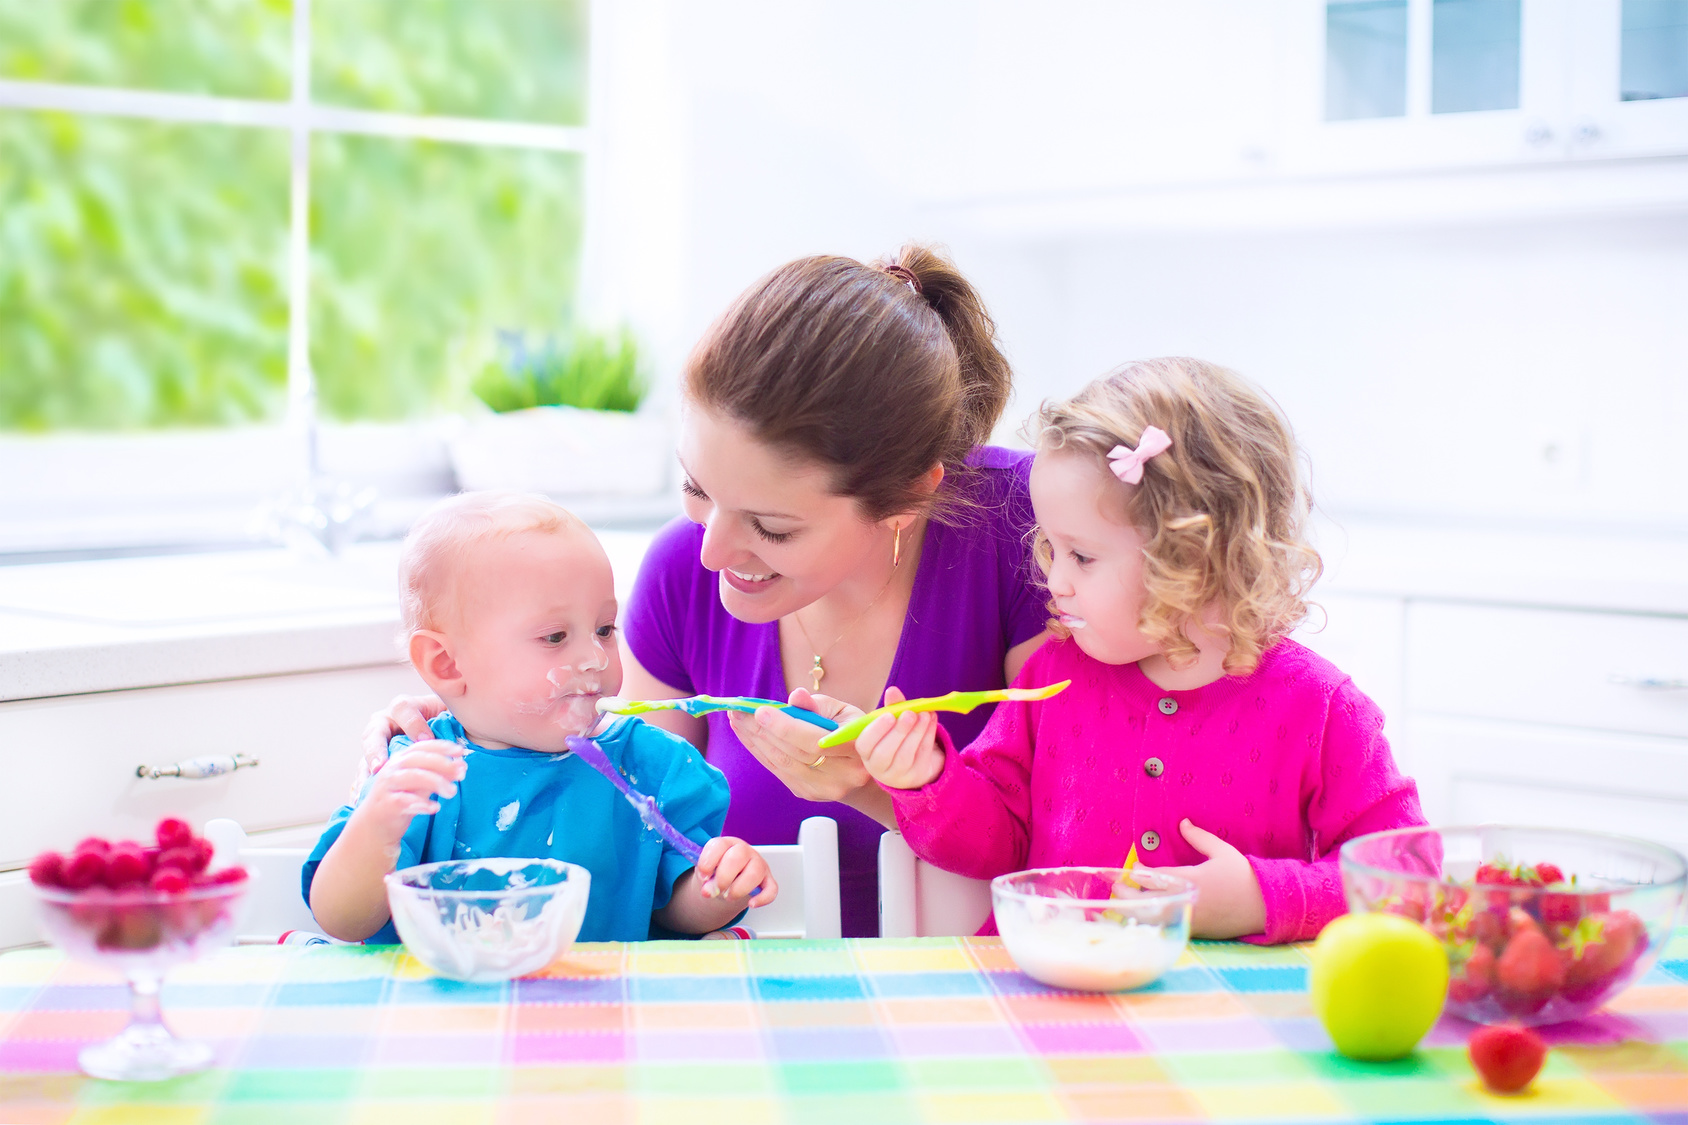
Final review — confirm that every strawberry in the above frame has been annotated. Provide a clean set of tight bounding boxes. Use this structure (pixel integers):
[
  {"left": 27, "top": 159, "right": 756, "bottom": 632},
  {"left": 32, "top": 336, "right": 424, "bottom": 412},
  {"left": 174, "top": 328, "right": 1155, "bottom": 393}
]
[
  {"left": 1448, "top": 942, "right": 1496, "bottom": 1004},
  {"left": 1474, "top": 863, "right": 1515, "bottom": 885},
  {"left": 1468, "top": 1023, "right": 1546, "bottom": 1094},
  {"left": 1564, "top": 910, "right": 1646, "bottom": 995},
  {"left": 63, "top": 849, "right": 106, "bottom": 890},
  {"left": 27, "top": 851, "right": 66, "bottom": 888},
  {"left": 103, "top": 844, "right": 149, "bottom": 888},
  {"left": 155, "top": 818, "right": 194, "bottom": 850},
  {"left": 1471, "top": 908, "right": 1509, "bottom": 951},
  {"left": 1497, "top": 927, "right": 1564, "bottom": 1007},
  {"left": 1532, "top": 862, "right": 1565, "bottom": 885},
  {"left": 1539, "top": 889, "right": 1584, "bottom": 929}
]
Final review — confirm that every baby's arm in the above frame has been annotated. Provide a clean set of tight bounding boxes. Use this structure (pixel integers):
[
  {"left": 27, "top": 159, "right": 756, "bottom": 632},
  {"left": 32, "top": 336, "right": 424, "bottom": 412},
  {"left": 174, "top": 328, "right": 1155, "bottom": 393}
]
[
  {"left": 309, "top": 740, "right": 467, "bottom": 941},
  {"left": 652, "top": 837, "right": 776, "bottom": 934}
]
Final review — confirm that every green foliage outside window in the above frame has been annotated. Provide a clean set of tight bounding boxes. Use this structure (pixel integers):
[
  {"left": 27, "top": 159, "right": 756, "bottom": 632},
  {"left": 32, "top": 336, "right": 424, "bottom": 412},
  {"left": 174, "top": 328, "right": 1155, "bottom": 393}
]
[
  {"left": 472, "top": 327, "right": 648, "bottom": 415},
  {"left": 0, "top": 0, "right": 589, "bottom": 432}
]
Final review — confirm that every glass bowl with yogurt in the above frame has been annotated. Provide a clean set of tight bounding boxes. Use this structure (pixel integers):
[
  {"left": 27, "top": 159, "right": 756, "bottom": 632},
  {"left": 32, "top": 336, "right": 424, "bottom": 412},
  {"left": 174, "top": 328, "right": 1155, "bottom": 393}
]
[
  {"left": 385, "top": 858, "right": 590, "bottom": 982},
  {"left": 992, "top": 866, "right": 1196, "bottom": 992}
]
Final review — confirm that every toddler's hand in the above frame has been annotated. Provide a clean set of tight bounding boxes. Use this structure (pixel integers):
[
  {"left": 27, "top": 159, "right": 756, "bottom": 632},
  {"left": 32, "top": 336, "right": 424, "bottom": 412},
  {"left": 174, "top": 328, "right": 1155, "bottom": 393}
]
[
  {"left": 693, "top": 836, "right": 777, "bottom": 908},
  {"left": 855, "top": 686, "right": 943, "bottom": 790},
  {"left": 1138, "top": 818, "right": 1267, "bottom": 939},
  {"left": 350, "top": 739, "right": 468, "bottom": 844}
]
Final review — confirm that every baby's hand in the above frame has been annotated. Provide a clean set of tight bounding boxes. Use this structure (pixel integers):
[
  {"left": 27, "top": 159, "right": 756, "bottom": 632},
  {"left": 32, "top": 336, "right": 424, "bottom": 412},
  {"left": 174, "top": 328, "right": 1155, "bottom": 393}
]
[
  {"left": 350, "top": 739, "right": 468, "bottom": 842},
  {"left": 693, "top": 836, "right": 777, "bottom": 908},
  {"left": 855, "top": 686, "right": 943, "bottom": 789}
]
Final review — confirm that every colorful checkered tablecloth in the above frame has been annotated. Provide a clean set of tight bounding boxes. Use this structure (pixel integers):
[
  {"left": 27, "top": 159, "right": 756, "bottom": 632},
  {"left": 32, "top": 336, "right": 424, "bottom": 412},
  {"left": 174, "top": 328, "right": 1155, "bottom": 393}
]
[{"left": 2, "top": 929, "right": 1685, "bottom": 1124}]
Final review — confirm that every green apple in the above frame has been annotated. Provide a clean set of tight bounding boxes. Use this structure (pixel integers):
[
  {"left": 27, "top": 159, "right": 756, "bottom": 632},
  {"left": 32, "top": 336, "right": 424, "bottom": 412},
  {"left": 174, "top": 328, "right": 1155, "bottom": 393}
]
[{"left": 1310, "top": 912, "right": 1448, "bottom": 1061}]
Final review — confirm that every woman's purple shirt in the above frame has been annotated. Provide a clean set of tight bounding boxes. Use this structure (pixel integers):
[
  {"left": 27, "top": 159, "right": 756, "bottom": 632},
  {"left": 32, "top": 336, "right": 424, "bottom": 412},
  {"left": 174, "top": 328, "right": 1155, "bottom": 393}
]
[{"left": 622, "top": 447, "right": 1048, "bottom": 935}]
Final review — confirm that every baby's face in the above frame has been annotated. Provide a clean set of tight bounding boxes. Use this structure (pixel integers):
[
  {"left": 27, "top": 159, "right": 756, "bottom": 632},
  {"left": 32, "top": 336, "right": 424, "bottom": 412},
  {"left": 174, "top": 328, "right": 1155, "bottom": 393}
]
[{"left": 439, "top": 526, "right": 622, "bottom": 752}]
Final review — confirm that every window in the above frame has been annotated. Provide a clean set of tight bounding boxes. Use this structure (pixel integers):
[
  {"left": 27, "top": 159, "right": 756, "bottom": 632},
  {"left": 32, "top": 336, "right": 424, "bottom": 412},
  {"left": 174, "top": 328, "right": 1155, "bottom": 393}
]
[
  {"left": 1622, "top": 0, "right": 1688, "bottom": 100},
  {"left": 0, "top": 0, "right": 590, "bottom": 433},
  {"left": 1325, "top": 0, "right": 1410, "bottom": 121}
]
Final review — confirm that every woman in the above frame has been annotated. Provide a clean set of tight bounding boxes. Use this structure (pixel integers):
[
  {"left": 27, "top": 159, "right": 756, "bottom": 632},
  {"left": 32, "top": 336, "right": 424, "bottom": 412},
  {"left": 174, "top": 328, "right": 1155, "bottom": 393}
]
[{"left": 363, "top": 245, "right": 1050, "bottom": 936}]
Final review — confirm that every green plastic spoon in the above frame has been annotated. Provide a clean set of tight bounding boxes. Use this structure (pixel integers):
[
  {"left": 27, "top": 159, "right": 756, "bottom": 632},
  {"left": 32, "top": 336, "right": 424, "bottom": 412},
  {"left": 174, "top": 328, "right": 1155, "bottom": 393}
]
[{"left": 816, "top": 680, "right": 1071, "bottom": 748}]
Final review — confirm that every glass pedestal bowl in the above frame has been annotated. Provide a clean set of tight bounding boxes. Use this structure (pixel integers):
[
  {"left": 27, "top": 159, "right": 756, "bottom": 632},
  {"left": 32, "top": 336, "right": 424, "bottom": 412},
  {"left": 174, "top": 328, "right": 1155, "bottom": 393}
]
[
  {"left": 1340, "top": 826, "right": 1686, "bottom": 1026},
  {"left": 992, "top": 866, "right": 1196, "bottom": 992},
  {"left": 31, "top": 876, "right": 253, "bottom": 1081},
  {"left": 385, "top": 858, "right": 589, "bottom": 982}
]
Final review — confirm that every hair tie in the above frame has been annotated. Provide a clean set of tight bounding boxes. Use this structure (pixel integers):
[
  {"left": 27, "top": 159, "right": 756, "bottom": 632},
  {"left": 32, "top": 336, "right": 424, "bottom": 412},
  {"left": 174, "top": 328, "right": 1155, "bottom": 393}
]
[
  {"left": 1106, "top": 426, "right": 1172, "bottom": 485},
  {"left": 881, "top": 264, "right": 923, "bottom": 296}
]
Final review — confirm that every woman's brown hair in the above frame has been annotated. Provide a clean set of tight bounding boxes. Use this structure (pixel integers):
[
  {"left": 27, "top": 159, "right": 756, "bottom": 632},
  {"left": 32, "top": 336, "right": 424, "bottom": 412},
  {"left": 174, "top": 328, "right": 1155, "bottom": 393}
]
[
  {"left": 684, "top": 244, "right": 1012, "bottom": 521},
  {"left": 1030, "top": 358, "right": 1323, "bottom": 676}
]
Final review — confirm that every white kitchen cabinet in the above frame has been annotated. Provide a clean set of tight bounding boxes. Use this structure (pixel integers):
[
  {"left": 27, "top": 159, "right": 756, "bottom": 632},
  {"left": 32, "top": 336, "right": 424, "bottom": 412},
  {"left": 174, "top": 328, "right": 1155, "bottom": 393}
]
[{"left": 1280, "top": 0, "right": 1688, "bottom": 177}]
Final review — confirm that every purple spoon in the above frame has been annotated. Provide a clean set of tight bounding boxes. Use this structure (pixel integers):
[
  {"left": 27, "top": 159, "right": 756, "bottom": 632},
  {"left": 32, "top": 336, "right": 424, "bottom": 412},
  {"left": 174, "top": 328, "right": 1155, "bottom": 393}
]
[
  {"left": 566, "top": 735, "right": 703, "bottom": 863},
  {"left": 566, "top": 735, "right": 763, "bottom": 900}
]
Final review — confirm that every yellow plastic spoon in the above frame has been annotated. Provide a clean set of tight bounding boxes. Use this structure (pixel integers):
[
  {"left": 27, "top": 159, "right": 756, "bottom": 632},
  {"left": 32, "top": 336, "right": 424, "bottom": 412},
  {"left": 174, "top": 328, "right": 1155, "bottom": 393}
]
[{"left": 815, "top": 680, "right": 1071, "bottom": 749}]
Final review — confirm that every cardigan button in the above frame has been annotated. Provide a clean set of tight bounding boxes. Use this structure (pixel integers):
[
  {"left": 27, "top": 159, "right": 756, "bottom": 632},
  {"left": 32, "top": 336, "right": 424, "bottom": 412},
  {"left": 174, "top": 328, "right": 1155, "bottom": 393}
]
[
  {"left": 1157, "top": 697, "right": 1178, "bottom": 715},
  {"left": 1140, "top": 830, "right": 1161, "bottom": 851},
  {"left": 1144, "top": 757, "right": 1164, "bottom": 778}
]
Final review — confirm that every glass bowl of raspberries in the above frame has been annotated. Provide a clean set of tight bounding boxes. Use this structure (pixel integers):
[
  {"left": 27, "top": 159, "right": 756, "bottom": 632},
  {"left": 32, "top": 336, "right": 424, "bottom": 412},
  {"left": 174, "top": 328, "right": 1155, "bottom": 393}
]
[
  {"left": 27, "top": 817, "right": 252, "bottom": 1080},
  {"left": 1340, "top": 825, "right": 1685, "bottom": 1026}
]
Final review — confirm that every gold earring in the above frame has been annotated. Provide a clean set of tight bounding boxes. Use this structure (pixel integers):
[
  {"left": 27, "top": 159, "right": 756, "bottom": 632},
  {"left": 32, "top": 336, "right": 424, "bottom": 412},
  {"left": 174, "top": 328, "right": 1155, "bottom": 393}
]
[{"left": 893, "top": 524, "right": 902, "bottom": 568}]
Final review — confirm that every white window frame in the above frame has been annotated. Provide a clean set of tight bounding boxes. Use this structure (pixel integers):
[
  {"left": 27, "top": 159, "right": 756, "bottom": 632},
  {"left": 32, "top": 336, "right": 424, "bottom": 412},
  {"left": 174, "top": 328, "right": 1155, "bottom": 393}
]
[{"left": 0, "top": 0, "right": 608, "bottom": 559}]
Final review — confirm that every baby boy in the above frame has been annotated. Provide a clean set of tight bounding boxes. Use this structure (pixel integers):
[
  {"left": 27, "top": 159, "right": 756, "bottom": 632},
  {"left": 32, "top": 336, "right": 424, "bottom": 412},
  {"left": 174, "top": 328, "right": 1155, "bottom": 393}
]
[{"left": 305, "top": 491, "right": 776, "bottom": 942}]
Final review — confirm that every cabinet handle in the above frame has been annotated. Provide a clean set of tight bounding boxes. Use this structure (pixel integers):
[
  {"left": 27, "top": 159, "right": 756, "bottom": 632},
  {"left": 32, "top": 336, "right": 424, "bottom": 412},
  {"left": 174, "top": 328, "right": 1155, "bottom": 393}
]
[
  {"left": 136, "top": 753, "right": 260, "bottom": 780},
  {"left": 1608, "top": 674, "right": 1688, "bottom": 692}
]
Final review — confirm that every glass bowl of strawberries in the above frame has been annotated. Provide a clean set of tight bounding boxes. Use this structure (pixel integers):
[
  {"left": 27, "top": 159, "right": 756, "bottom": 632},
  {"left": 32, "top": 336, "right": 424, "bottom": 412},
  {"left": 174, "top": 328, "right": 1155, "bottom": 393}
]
[
  {"left": 27, "top": 817, "right": 252, "bottom": 1080},
  {"left": 1340, "top": 825, "right": 1685, "bottom": 1026}
]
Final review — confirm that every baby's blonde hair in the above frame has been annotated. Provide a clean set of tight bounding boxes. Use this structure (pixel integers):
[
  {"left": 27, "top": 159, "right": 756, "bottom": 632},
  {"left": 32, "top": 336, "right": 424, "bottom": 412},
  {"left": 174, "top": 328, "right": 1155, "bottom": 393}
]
[
  {"left": 398, "top": 491, "right": 586, "bottom": 636},
  {"left": 1029, "top": 357, "right": 1322, "bottom": 676}
]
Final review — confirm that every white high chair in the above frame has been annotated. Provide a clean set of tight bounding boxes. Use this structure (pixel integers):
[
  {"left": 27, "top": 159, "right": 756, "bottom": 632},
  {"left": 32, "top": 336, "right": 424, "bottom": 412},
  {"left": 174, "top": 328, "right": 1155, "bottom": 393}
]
[
  {"left": 202, "top": 819, "right": 318, "bottom": 941},
  {"left": 742, "top": 816, "right": 841, "bottom": 939},
  {"left": 877, "top": 829, "right": 993, "bottom": 937},
  {"left": 203, "top": 815, "right": 843, "bottom": 942}
]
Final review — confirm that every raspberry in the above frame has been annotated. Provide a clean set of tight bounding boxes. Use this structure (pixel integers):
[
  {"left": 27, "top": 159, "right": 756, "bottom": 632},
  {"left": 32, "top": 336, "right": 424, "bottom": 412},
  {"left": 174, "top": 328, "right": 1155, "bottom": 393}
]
[
  {"left": 156, "top": 841, "right": 211, "bottom": 875},
  {"left": 154, "top": 818, "right": 194, "bottom": 850},
  {"left": 202, "top": 866, "right": 249, "bottom": 886},
  {"left": 104, "top": 845, "right": 150, "bottom": 888},
  {"left": 27, "top": 852, "right": 66, "bottom": 888},
  {"left": 73, "top": 837, "right": 112, "bottom": 857},
  {"left": 149, "top": 867, "right": 190, "bottom": 894},
  {"left": 63, "top": 850, "right": 106, "bottom": 890}
]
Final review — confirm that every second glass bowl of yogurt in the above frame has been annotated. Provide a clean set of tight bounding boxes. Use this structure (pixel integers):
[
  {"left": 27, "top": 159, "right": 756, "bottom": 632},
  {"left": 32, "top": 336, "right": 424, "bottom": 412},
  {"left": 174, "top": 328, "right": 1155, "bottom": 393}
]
[{"left": 992, "top": 866, "right": 1196, "bottom": 991}]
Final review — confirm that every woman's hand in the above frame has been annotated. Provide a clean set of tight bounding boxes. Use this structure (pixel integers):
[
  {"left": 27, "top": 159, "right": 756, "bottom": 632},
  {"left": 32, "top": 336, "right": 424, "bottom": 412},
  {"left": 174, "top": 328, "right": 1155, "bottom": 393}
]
[
  {"left": 350, "top": 693, "right": 448, "bottom": 802},
  {"left": 1138, "top": 818, "right": 1267, "bottom": 939},
  {"left": 726, "top": 688, "right": 872, "bottom": 804},
  {"left": 855, "top": 686, "right": 943, "bottom": 790}
]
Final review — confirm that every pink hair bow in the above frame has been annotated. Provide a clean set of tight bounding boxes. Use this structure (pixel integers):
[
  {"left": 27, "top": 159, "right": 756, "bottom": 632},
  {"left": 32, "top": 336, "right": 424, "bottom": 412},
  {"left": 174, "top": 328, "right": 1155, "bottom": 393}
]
[{"left": 1106, "top": 426, "right": 1172, "bottom": 485}]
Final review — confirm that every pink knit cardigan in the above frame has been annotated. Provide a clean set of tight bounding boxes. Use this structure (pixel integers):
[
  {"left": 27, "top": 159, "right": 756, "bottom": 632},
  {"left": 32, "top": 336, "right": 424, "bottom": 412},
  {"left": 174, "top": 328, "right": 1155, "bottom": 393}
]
[{"left": 886, "top": 637, "right": 1426, "bottom": 943}]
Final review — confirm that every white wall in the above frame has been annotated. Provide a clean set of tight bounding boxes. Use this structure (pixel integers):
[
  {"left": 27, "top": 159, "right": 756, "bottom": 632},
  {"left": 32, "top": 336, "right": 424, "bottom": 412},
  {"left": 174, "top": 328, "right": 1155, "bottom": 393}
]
[{"left": 617, "top": 0, "right": 1688, "bottom": 535}]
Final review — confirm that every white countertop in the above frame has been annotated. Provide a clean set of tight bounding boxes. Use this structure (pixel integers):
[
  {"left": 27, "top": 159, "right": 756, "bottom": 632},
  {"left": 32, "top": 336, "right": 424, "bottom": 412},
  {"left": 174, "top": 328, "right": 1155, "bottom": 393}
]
[{"left": 2, "top": 520, "right": 1683, "bottom": 702}]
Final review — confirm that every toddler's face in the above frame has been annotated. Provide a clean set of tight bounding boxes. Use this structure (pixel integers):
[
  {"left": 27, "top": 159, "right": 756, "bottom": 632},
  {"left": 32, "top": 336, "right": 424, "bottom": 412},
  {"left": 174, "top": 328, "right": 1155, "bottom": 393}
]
[
  {"left": 1030, "top": 449, "right": 1161, "bottom": 667},
  {"left": 435, "top": 526, "right": 622, "bottom": 752}
]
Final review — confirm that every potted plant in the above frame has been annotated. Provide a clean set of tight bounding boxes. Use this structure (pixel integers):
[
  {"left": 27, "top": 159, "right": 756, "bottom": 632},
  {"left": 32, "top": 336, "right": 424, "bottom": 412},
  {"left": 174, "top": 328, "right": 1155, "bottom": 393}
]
[{"left": 447, "top": 327, "right": 670, "bottom": 497}]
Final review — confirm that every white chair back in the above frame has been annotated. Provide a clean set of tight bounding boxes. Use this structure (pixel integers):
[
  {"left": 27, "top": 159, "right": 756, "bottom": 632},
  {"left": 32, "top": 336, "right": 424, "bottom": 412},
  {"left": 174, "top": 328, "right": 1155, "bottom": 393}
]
[
  {"left": 742, "top": 816, "right": 842, "bottom": 939},
  {"left": 877, "top": 829, "right": 993, "bottom": 938},
  {"left": 203, "top": 819, "right": 316, "bottom": 941}
]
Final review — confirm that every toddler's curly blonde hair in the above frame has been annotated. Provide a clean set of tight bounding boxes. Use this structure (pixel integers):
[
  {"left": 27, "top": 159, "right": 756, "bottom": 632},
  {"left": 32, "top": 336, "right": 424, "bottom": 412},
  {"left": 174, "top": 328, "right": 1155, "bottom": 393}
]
[{"left": 1029, "top": 357, "right": 1322, "bottom": 676}]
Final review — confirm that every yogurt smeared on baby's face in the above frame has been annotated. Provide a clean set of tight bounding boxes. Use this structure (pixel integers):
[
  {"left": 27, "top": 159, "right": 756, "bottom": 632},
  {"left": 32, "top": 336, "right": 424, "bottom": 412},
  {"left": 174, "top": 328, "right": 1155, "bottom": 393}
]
[{"left": 418, "top": 523, "right": 623, "bottom": 753}]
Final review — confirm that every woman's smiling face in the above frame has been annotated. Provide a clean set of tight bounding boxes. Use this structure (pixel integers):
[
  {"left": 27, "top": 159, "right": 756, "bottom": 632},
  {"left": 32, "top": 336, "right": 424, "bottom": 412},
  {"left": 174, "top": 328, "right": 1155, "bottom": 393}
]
[{"left": 677, "top": 405, "right": 894, "bottom": 623}]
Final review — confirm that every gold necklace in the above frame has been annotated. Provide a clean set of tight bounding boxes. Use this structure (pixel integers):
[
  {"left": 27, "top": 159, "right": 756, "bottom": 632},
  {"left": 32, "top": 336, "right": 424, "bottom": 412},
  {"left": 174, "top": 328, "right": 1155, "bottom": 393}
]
[{"left": 790, "top": 559, "right": 902, "bottom": 693}]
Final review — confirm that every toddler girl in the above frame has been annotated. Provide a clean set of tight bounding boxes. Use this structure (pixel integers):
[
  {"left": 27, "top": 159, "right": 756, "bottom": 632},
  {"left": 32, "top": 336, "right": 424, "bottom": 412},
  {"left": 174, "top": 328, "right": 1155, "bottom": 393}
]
[
  {"left": 855, "top": 358, "right": 1425, "bottom": 942},
  {"left": 306, "top": 491, "right": 775, "bottom": 943}
]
